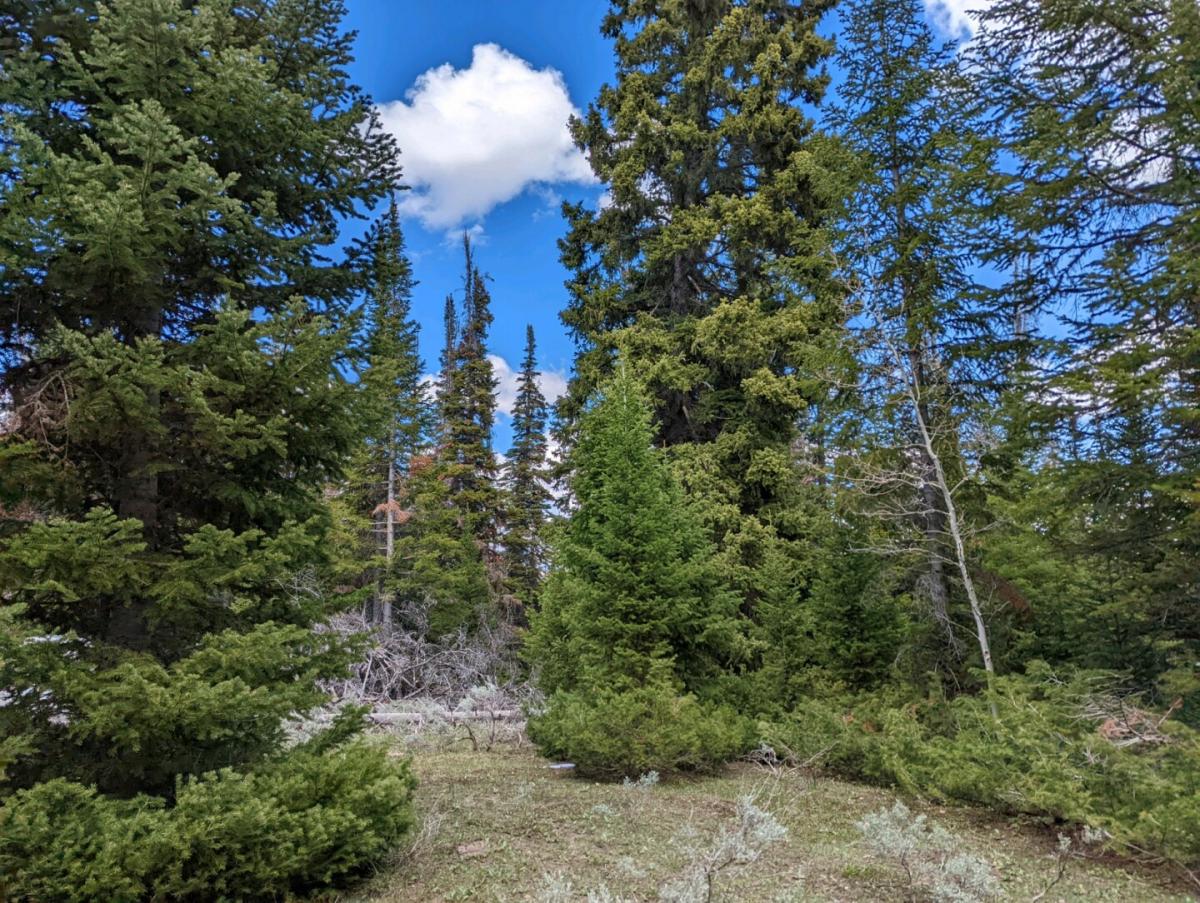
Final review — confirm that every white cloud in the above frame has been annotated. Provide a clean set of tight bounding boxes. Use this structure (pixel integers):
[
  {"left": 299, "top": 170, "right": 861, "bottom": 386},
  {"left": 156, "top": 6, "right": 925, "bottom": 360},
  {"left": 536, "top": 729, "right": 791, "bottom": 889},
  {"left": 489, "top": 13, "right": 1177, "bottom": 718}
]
[
  {"left": 489, "top": 353, "right": 568, "bottom": 418},
  {"left": 379, "top": 44, "right": 595, "bottom": 230},
  {"left": 924, "top": 0, "right": 993, "bottom": 38}
]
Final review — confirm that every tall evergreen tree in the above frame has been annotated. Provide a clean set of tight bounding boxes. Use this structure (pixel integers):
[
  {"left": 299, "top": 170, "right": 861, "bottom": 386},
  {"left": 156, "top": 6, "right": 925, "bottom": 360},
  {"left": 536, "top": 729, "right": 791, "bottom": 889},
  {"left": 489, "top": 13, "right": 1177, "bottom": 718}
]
[
  {"left": 389, "top": 238, "right": 501, "bottom": 634},
  {"left": 829, "top": 0, "right": 1000, "bottom": 680},
  {"left": 966, "top": 0, "right": 1200, "bottom": 692},
  {"left": 437, "top": 292, "right": 459, "bottom": 421},
  {"left": 0, "top": 1, "right": 413, "bottom": 894},
  {"left": 558, "top": 0, "right": 852, "bottom": 656},
  {"left": 336, "top": 198, "right": 431, "bottom": 624},
  {"left": 441, "top": 238, "right": 503, "bottom": 556},
  {"left": 504, "top": 325, "right": 552, "bottom": 607}
]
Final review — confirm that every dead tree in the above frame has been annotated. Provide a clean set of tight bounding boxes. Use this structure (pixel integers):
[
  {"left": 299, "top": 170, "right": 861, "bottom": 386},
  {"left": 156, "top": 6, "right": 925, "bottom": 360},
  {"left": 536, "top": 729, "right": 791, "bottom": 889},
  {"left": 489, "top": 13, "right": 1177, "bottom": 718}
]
[{"left": 846, "top": 310, "right": 997, "bottom": 709}]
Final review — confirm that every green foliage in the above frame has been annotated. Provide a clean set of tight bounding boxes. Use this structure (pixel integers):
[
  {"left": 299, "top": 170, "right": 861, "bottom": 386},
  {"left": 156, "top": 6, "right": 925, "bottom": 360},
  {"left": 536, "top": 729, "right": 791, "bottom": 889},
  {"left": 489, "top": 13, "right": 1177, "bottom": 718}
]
[
  {"left": 0, "top": 740, "right": 415, "bottom": 902},
  {"left": 504, "top": 325, "right": 552, "bottom": 609},
  {"left": 390, "top": 455, "right": 491, "bottom": 637},
  {"left": 527, "top": 368, "right": 749, "bottom": 776},
  {"left": 964, "top": 0, "right": 1200, "bottom": 692},
  {"left": 558, "top": 0, "right": 853, "bottom": 674},
  {"left": 752, "top": 527, "right": 907, "bottom": 710},
  {"left": 529, "top": 677, "right": 753, "bottom": 781},
  {"left": 383, "top": 237, "right": 503, "bottom": 634},
  {"left": 0, "top": 0, "right": 411, "bottom": 895},
  {"left": 440, "top": 238, "right": 502, "bottom": 552},
  {"left": 763, "top": 666, "right": 1200, "bottom": 866},
  {"left": 527, "top": 368, "right": 742, "bottom": 700},
  {"left": 333, "top": 197, "right": 432, "bottom": 618}
]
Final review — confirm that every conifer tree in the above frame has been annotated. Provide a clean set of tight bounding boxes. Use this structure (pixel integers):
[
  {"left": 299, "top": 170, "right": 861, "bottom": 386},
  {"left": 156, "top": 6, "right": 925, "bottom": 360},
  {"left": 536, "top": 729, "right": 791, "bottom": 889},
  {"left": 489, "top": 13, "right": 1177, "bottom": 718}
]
[
  {"left": 504, "top": 325, "right": 552, "bottom": 607},
  {"left": 442, "top": 238, "right": 503, "bottom": 558},
  {"left": 966, "top": 0, "right": 1200, "bottom": 690},
  {"left": 558, "top": 0, "right": 852, "bottom": 663},
  {"left": 829, "top": 0, "right": 999, "bottom": 681},
  {"left": 389, "top": 238, "right": 500, "bottom": 634},
  {"left": 526, "top": 366, "right": 739, "bottom": 697},
  {"left": 338, "top": 198, "right": 431, "bottom": 624},
  {"left": 0, "top": 1, "right": 413, "bottom": 894},
  {"left": 438, "top": 293, "right": 459, "bottom": 420},
  {"left": 526, "top": 366, "right": 747, "bottom": 776}
]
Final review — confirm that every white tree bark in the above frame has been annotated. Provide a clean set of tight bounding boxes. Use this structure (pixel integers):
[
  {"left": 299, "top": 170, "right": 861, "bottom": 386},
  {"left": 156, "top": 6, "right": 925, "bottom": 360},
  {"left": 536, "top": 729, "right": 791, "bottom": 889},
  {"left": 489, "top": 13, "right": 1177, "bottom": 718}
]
[{"left": 884, "top": 329, "right": 998, "bottom": 715}]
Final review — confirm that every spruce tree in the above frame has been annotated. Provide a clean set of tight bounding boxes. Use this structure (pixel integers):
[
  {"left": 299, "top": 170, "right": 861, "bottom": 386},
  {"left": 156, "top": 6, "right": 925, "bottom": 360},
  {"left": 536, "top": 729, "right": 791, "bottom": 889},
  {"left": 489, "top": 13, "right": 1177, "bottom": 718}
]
[
  {"left": 443, "top": 238, "right": 502, "bottom": 546},
  {"left": 504, "top": 325, "right": 552, "bottom": 608},
  {"left": 525, "top": 366, "right": 747, "bottom": 776},
  {"left": 337, "top": 198, "right": 431, "bottom": 624},
  {"left": 389, "top": 238, "right": 500, "bottom": 635},
  {"left": 558, "top": 0, "right": 852, "bottom": 678},
  {"left": 437, "top": 293, "right": 459, "bottom": 422},
  {"left": 0, "top": 1, "right": 413, "bottom": 895}
]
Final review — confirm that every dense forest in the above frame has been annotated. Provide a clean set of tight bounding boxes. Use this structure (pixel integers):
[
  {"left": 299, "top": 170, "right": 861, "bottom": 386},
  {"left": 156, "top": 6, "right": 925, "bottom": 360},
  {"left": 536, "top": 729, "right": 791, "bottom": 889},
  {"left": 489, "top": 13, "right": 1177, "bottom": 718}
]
[{"left": 0, "top": 0, "right": 1196, "bottom": 900}]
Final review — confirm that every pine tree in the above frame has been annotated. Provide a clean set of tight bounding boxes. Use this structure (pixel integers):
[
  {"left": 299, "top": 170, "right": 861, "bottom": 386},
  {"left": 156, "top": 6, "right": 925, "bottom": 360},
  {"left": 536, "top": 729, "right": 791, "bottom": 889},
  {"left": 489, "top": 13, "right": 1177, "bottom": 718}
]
[
  {"left": 558, "top": 0, "right": 852, "bottom": 661},
  {"left": 0, "top": 1, "right": 413, "bottom": 894},
  {"left": 504, "top": 325, "right": 552, "bottom": 608}
]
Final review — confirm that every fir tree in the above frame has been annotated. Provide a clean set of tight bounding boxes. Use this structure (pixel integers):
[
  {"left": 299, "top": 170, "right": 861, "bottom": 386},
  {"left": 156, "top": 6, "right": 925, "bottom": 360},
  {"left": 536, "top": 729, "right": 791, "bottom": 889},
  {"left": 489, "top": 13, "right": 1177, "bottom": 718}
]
[
  {"left": 829, "top": 0, "right": 1000, "bottom": 681},
  {"left": 504, "top": 325, "right": 552, "bottom": 608},
  {"left": 558, "top": 0, "right": 852, "bottom": 672},
  {"left": 0, "top": 1, "right": 413, "bottom": 893},
  {"left": 526, "top": 366, "right": 740, "bottom": 697},
  {"left": 525, "top": 366, "right": 748, "bottom": 776},
  {"left": 966, "top": 0, "right": 1200, "bottom": 692},
  {"left": 338, "top": 197, "right": 431, "bottom": 624}
]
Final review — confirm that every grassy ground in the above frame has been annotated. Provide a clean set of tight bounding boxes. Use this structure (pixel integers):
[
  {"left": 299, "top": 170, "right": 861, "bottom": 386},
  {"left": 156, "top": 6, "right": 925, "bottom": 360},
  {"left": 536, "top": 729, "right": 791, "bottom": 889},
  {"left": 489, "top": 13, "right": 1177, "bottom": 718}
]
[{"left": 342, "top": 739, "right": 1195, "bottom": 902}]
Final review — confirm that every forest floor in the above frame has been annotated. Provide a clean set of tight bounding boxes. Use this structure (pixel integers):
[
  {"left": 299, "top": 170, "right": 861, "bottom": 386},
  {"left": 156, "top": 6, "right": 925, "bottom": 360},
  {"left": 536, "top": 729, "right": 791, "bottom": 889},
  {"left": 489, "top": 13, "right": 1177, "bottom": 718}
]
[{"left": 335, "top": 738, "right": 1197, "bottom": 903}]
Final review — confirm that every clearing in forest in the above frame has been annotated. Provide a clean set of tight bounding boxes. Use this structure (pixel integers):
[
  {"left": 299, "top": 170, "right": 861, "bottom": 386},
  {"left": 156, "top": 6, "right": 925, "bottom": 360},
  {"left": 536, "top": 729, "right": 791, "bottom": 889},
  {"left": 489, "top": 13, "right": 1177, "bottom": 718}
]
[{"left": 347, "top": 744, "right": 1194, "bottom": 903}]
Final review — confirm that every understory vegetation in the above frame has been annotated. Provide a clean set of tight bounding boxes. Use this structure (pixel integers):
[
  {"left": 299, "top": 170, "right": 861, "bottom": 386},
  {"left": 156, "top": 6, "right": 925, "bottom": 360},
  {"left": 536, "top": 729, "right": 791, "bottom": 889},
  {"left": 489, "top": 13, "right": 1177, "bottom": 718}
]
[
  {"left": 352, "top": 740, "right": 1197, "bottom": 902},
  {"left": 1, "top": 0, "right": 1196, "bottom": 898}
]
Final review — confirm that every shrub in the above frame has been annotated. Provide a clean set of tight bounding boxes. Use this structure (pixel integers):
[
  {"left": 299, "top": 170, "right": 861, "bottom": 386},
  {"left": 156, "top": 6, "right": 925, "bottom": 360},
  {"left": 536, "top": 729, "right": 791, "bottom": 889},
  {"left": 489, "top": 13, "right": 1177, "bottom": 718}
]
[
  {"left": 856, "top": 802, "right": 998, "bottom": 903},
  {"left": 659, "top": 793, "right": 788, "bottom": 903},
  {"left": 528, "top": 680, "right": 753, "bottom": 780},
  {"left": 763, "top": 665, "right": 1200, "bottom": 867},
  {"left": 0, "top": 741, "right": 415, "bottom": 902}
]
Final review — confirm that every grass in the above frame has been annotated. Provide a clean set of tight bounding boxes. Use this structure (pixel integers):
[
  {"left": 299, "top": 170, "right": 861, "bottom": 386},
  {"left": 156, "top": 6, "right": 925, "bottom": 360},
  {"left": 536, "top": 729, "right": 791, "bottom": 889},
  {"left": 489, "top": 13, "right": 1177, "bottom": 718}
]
[{"left": 340, "top": 739, "right": 1196, "bottom": 902}]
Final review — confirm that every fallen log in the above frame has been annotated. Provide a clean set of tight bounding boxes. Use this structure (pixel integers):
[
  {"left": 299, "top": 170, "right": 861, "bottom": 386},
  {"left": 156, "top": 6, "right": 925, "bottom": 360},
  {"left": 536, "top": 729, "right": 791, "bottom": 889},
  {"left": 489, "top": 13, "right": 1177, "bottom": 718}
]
[{"left": 311, "top": 709, "right": 522, "bottom": 724}]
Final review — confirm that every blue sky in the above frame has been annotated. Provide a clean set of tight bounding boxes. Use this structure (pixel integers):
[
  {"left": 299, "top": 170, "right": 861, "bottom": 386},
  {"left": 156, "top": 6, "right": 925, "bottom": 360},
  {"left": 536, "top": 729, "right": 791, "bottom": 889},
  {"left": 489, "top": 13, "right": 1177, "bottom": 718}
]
[{"left": 339, "top": 0, "right": 979, "bottom": 448}]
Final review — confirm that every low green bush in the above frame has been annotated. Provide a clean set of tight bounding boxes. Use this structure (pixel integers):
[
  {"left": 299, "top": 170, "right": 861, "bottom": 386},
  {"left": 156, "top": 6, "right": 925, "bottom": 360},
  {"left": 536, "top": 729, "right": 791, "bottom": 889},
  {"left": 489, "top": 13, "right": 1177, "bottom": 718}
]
[
  {"left": 762, "top": 664, "right": 1200, "bottom": 867},
  {"left": 529, "top": 679, "right": 754, "bottom": 780},
  {"left": 0, "top": 740, "right": 415, "bottom": 902}
]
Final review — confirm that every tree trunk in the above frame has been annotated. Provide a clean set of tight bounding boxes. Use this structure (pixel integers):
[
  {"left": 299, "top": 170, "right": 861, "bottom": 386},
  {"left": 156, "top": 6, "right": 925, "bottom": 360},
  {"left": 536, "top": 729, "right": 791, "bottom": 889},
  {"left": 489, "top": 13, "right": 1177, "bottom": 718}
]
[
  {"left": 107, "top": 305, "right": 162, "bottom": 650},
  {"left": 381, "top": 452, "right": 395, "bottom": 625}
]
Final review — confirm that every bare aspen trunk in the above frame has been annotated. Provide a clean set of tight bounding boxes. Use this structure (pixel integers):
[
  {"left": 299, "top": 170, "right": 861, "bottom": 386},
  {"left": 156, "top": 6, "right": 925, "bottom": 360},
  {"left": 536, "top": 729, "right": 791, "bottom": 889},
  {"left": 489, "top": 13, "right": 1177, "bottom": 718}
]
[{"left": 910, "top": 386, "right": 998, "bottom": 716}]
